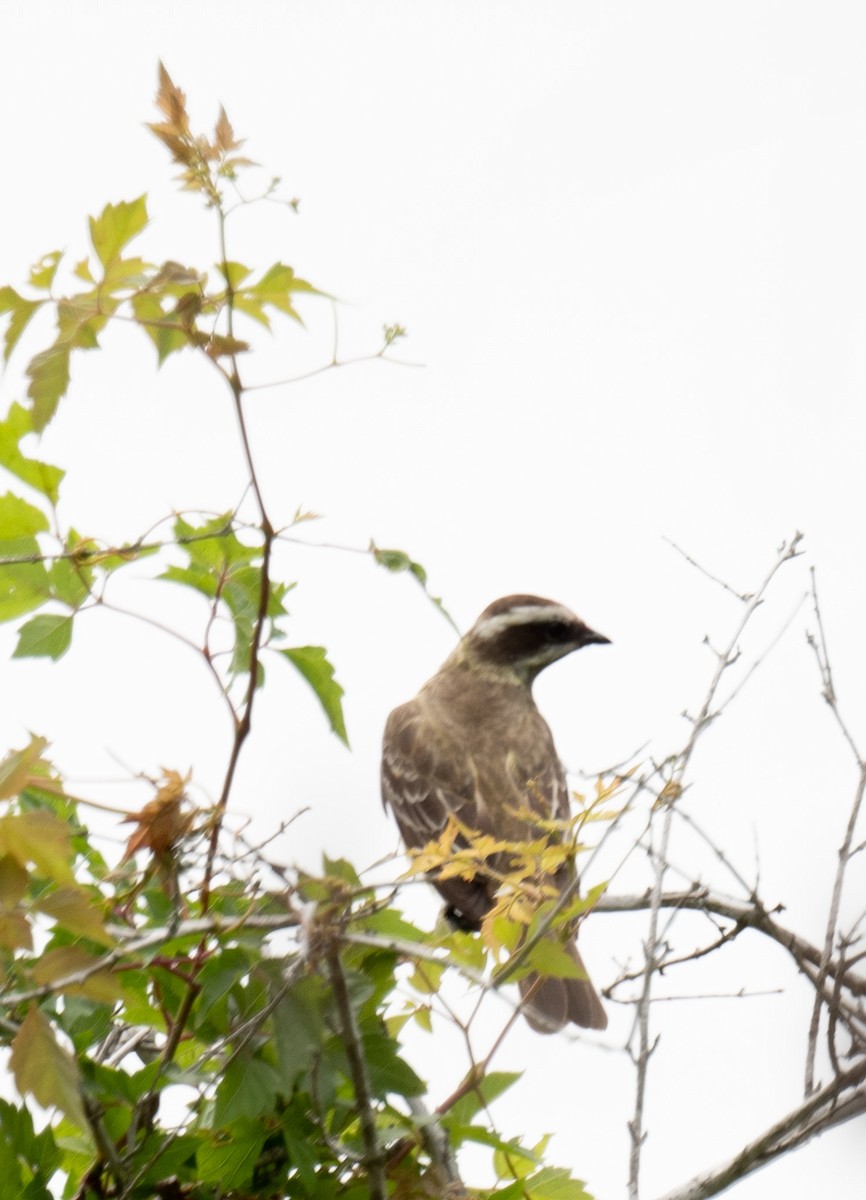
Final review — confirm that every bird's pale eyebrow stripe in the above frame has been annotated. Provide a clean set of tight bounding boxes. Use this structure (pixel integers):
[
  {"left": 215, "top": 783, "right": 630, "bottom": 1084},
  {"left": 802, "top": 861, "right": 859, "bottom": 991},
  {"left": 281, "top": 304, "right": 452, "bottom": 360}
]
[{"left": 473, "top": 605, "right": 575, "bottom": 639}]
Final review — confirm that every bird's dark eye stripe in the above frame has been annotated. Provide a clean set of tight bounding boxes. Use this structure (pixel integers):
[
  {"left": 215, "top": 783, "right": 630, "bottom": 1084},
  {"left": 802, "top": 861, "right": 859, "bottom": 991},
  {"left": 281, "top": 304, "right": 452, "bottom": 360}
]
[{"left": 545, "top": 620, "right": 572, "bottom": 641}]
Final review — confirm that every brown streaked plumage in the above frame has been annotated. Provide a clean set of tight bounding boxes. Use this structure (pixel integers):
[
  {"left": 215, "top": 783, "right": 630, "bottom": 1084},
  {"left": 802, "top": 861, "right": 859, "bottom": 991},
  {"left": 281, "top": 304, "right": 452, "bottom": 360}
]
[{"left": 381, "top": 594, "right": 609, "bottom": 1033}]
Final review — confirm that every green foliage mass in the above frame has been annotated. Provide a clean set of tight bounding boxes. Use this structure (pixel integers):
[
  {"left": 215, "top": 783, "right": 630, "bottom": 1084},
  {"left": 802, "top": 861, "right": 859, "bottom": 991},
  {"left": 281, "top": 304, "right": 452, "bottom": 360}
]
[{"left": 0, "top": 66, "right": 597, "bottom": 1200}]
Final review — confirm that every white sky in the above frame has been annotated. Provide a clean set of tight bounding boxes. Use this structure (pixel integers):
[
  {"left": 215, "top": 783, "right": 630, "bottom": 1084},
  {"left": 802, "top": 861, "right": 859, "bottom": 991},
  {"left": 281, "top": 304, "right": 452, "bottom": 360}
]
[{"left": 1, "top": 3, "right": 864, "bottom": 1197}]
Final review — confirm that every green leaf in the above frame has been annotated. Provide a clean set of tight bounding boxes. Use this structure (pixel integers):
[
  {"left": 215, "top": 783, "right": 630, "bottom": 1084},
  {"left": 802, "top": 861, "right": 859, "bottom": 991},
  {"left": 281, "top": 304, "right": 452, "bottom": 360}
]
[
  {"left": 322, "top": 854, "right": 360, "bottom": 886},
  {"left": 161, "top": 516, "right": 281, "bottom": 679},
  {"left": 360, "top": 907, "right": 428, "bottom": 943},
  {"left": 73, "top": 258, "right": 95, "bottom": 284},
  {"left": 0, "top": 287, "right": 42, "bottom": 361},
  {"left": 281, "top": 1122, "right": 319, "bottom": 1193},
  {"left": 232, "top": 293, "right": 271, "bottom": 329},
  {"left": 446, "top": 1072, "right": 521, "bottom": 1126},
  {"left": 408, "top": 959, "right": 445, "bottom": 996},
  {"left": 280, "top": 645, "right": 348, "bottom": 745},
  {"left": 10, "top": 1007, "right": 90, "bottom": 1133},
  {"left": 196, "top": 1120, "right": 265, "bottom": 1189},
  {"left": 524, "top": 1166, "right": 593, "bottom": 1200},
  {"left": 493, "top": 1136, "right": 544, "bottom": 1181},
  {"left": 523, "top": 938, "right": 584, "bottom": 981},
  {"left": 89, "top": 196, "right": 149, "bottom": 269},
  {"left": 49, "top": 545, "right": 92, "bottom": 608},
  {"left": 13, "top": 613, "right": 73, "bottom": 660},
  {"left": 0, "top": 537, "right": 52, "bottom": 621},
  {"left": 0, "top": 493, "right": 49, "bottom": 538},
  {"left": 57, "top": 295, "right": 110, "bottom": 351},
  {"left": 195, "top": 947, "right": 252, "bottom": 1027},
  {"left": 102, "top": 255, "right": 151, "bottom": 292},
  {"left": 0, "top": 1098, "right": 62, "bottom": 1187},
  {"left": 490, "top": 1182, "right": 528, "bottom": 1200},
  {"left": 0, "top": 403, "right": 64, "bottom": 503},
  {"left": 134, "top": 1132, "right": 201, "bottom": 1187},
  {"left": 131, "top": 291, "right": 189, "bottom": 364},
  {"left": 244, "top": 261, "right": 323, "bottom": 325},
  {"left": 273, "top": 978, "right": 326, "bottom": 1088},
  {"left": 174, "top": 513, "right": 257, "bottom": 567},
  {"left": 216, "top": 261, "right": 253, "bottom": 288},
  {"left": 356, "top": 1030, "right": 425, "bottom": 1098},
  {"left": 213, "top": 1056, "right": 280, "bottom": 1126},
  {"left": 371, "top": 546, "right": 412, "bottom": 573},
  {"left": 160, "top": 562, "right": 219, "bottom": 600}
]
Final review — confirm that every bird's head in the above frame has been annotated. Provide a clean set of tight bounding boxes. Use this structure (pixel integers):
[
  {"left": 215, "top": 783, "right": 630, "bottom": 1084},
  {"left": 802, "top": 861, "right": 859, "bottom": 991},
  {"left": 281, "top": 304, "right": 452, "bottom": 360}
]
[{"left": 458, "top": 594, "right": 611, "bottom": 686}]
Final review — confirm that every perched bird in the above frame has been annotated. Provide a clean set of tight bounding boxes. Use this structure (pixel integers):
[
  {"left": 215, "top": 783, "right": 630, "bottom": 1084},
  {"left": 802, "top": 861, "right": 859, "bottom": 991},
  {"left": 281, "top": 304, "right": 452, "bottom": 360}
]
[{"left": 381, "top": 594, "right": 609, "bottom": 1033}]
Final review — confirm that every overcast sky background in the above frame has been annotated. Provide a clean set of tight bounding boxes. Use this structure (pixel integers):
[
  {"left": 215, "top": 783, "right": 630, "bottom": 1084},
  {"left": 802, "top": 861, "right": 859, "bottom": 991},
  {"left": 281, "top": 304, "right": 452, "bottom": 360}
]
[{"left": 1, "top": 4, "right": 864, "bottom": 1198}]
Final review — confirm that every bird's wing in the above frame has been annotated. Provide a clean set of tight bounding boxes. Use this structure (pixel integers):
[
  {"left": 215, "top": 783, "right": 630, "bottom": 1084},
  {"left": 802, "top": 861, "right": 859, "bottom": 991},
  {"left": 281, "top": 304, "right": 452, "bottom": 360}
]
[
  {"left": 382, "top": 695, "right": 571, "bottom": 843},
  {"left": 381, "top": 699, "right": 485, "bottom": 849},
  {"left": 505, "top": 740, "right": 571, "bottom": 828}
]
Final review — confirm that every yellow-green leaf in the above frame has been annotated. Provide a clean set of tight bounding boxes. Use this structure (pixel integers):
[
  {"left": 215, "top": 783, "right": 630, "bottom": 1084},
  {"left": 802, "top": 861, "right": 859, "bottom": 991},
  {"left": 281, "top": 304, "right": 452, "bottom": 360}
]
[
  {"left": 523, "top": 938, "right": 583, "bottom": 980},
  {"left": 0, "top": 810, "right": 75, "bottom": 884},
  {"left": 0, "top": 908, "right": 33, "bottom": 950},
  {"left": 0, "top": 541, "right": 52, "bottom": 621},
  {"left": 36, "top": 887, "right": 114, "bottom": 947},
  {"left": 10, "top": 1006, "right": 90, "bottom": 1132},
  {"left": 29, "top": 251, "right": 63, "bottom": 291},
  {"left": 26, "top": 340, "right": 71, "bottom": 432},
  {"left": 0, "top": 492, "right": 50, "bottom": 538},
  {"left": 89, "top": 196, "right": 149, "bottom": 269},
  {"left": 216, "top": 261, "right": 253, "bottom": 288},
  {"left": 32, "top": 945, "right": 123, "bottom": 1003},
  {"left": 0, "top": 403, "right": 64, "bottom": 502},
  {"left": 0, "top": 286, "right": 42, "bottom": 360},
  {"left": 0, "top": 853, "right": 29, "bottom": 908},
  {"left": 0, "top": 736, "right": 49, "bottom": 799}
]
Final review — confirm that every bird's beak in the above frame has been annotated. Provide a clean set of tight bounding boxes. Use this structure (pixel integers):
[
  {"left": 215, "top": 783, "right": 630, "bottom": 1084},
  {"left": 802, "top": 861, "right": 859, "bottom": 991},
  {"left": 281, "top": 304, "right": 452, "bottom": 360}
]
[{"left": 583, "top": 628, "right": 611, "bottom": 647}]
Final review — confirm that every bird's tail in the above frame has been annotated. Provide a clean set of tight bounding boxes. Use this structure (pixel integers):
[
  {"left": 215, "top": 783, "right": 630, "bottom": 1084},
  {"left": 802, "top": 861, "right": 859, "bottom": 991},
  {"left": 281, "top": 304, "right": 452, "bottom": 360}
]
[{"left": 518, "top": 941, "right": 607, "bottom": 1033}]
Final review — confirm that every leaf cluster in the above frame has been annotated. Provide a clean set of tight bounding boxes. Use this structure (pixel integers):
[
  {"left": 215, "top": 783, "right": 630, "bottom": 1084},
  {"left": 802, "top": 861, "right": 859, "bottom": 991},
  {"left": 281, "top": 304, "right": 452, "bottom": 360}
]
[{"left": 0, "top": 65, "right": 599, "bottom": 1200}]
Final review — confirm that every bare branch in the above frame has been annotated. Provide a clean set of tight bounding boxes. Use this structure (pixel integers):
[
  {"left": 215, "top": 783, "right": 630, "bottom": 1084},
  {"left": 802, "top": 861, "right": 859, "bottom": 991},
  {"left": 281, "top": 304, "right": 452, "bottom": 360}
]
[
  {"left": 804, "top": 569, "right": 866, "bottom": 1093},
  {"left": 596, "top": 889, "right": 866, "bottom": 998},
  {"left": 662, "top": 537, "right": 754, "bottom": 601},
  {"left": 653, "top": 1059, "right": 866, "bottom": 1200},
  {"left": 630, "top": 534, "right": 803, "bottom": 1199}
]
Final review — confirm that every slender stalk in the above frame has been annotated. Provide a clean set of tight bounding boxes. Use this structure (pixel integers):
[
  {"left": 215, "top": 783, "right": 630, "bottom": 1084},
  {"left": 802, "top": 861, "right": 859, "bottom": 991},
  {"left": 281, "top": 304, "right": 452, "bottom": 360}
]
[
  {"left": 804, "top": 569, "right": 866, "bottom": 1092},
  {"left": 629, "top": 535, "right": 803, "bottom": 1199},
  {"left": 327, "top": 946, "right": 388, "bottom": 1200}
]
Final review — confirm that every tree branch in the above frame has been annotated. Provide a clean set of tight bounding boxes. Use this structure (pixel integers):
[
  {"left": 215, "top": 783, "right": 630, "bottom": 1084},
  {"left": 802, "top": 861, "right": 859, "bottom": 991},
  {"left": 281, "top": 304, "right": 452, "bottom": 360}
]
[
  {"left": 596, "top": 889, "right": 866, "bottom": 998},
  {"left": 805, "top": 568, "right": 866, "bottom": 1092},
  {"left": 653, "top": 1059, "right": 866, "bottom": 1200}
]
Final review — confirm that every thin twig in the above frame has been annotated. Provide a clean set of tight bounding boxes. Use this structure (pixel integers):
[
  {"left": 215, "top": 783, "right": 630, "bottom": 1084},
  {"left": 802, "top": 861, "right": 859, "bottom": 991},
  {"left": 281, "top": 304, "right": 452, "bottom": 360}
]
[
  {"left": 629, "top": 534, "right": 803, "bottom": 1199},
  {"left": 596, "top": 889, "right": 866, "bottom": 998},
  {"left": 804, "top": 568, "right": 866, "bottom": 1093},
  {"left": 662, "top": 536, "right": 753, "bottom": 601}
]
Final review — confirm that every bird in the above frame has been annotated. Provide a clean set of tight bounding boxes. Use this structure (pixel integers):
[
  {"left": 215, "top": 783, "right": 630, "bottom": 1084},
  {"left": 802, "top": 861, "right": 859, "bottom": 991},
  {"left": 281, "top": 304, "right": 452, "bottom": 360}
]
[{"left": 381, "top": 594, "right": 609, "bottom": 1033}]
